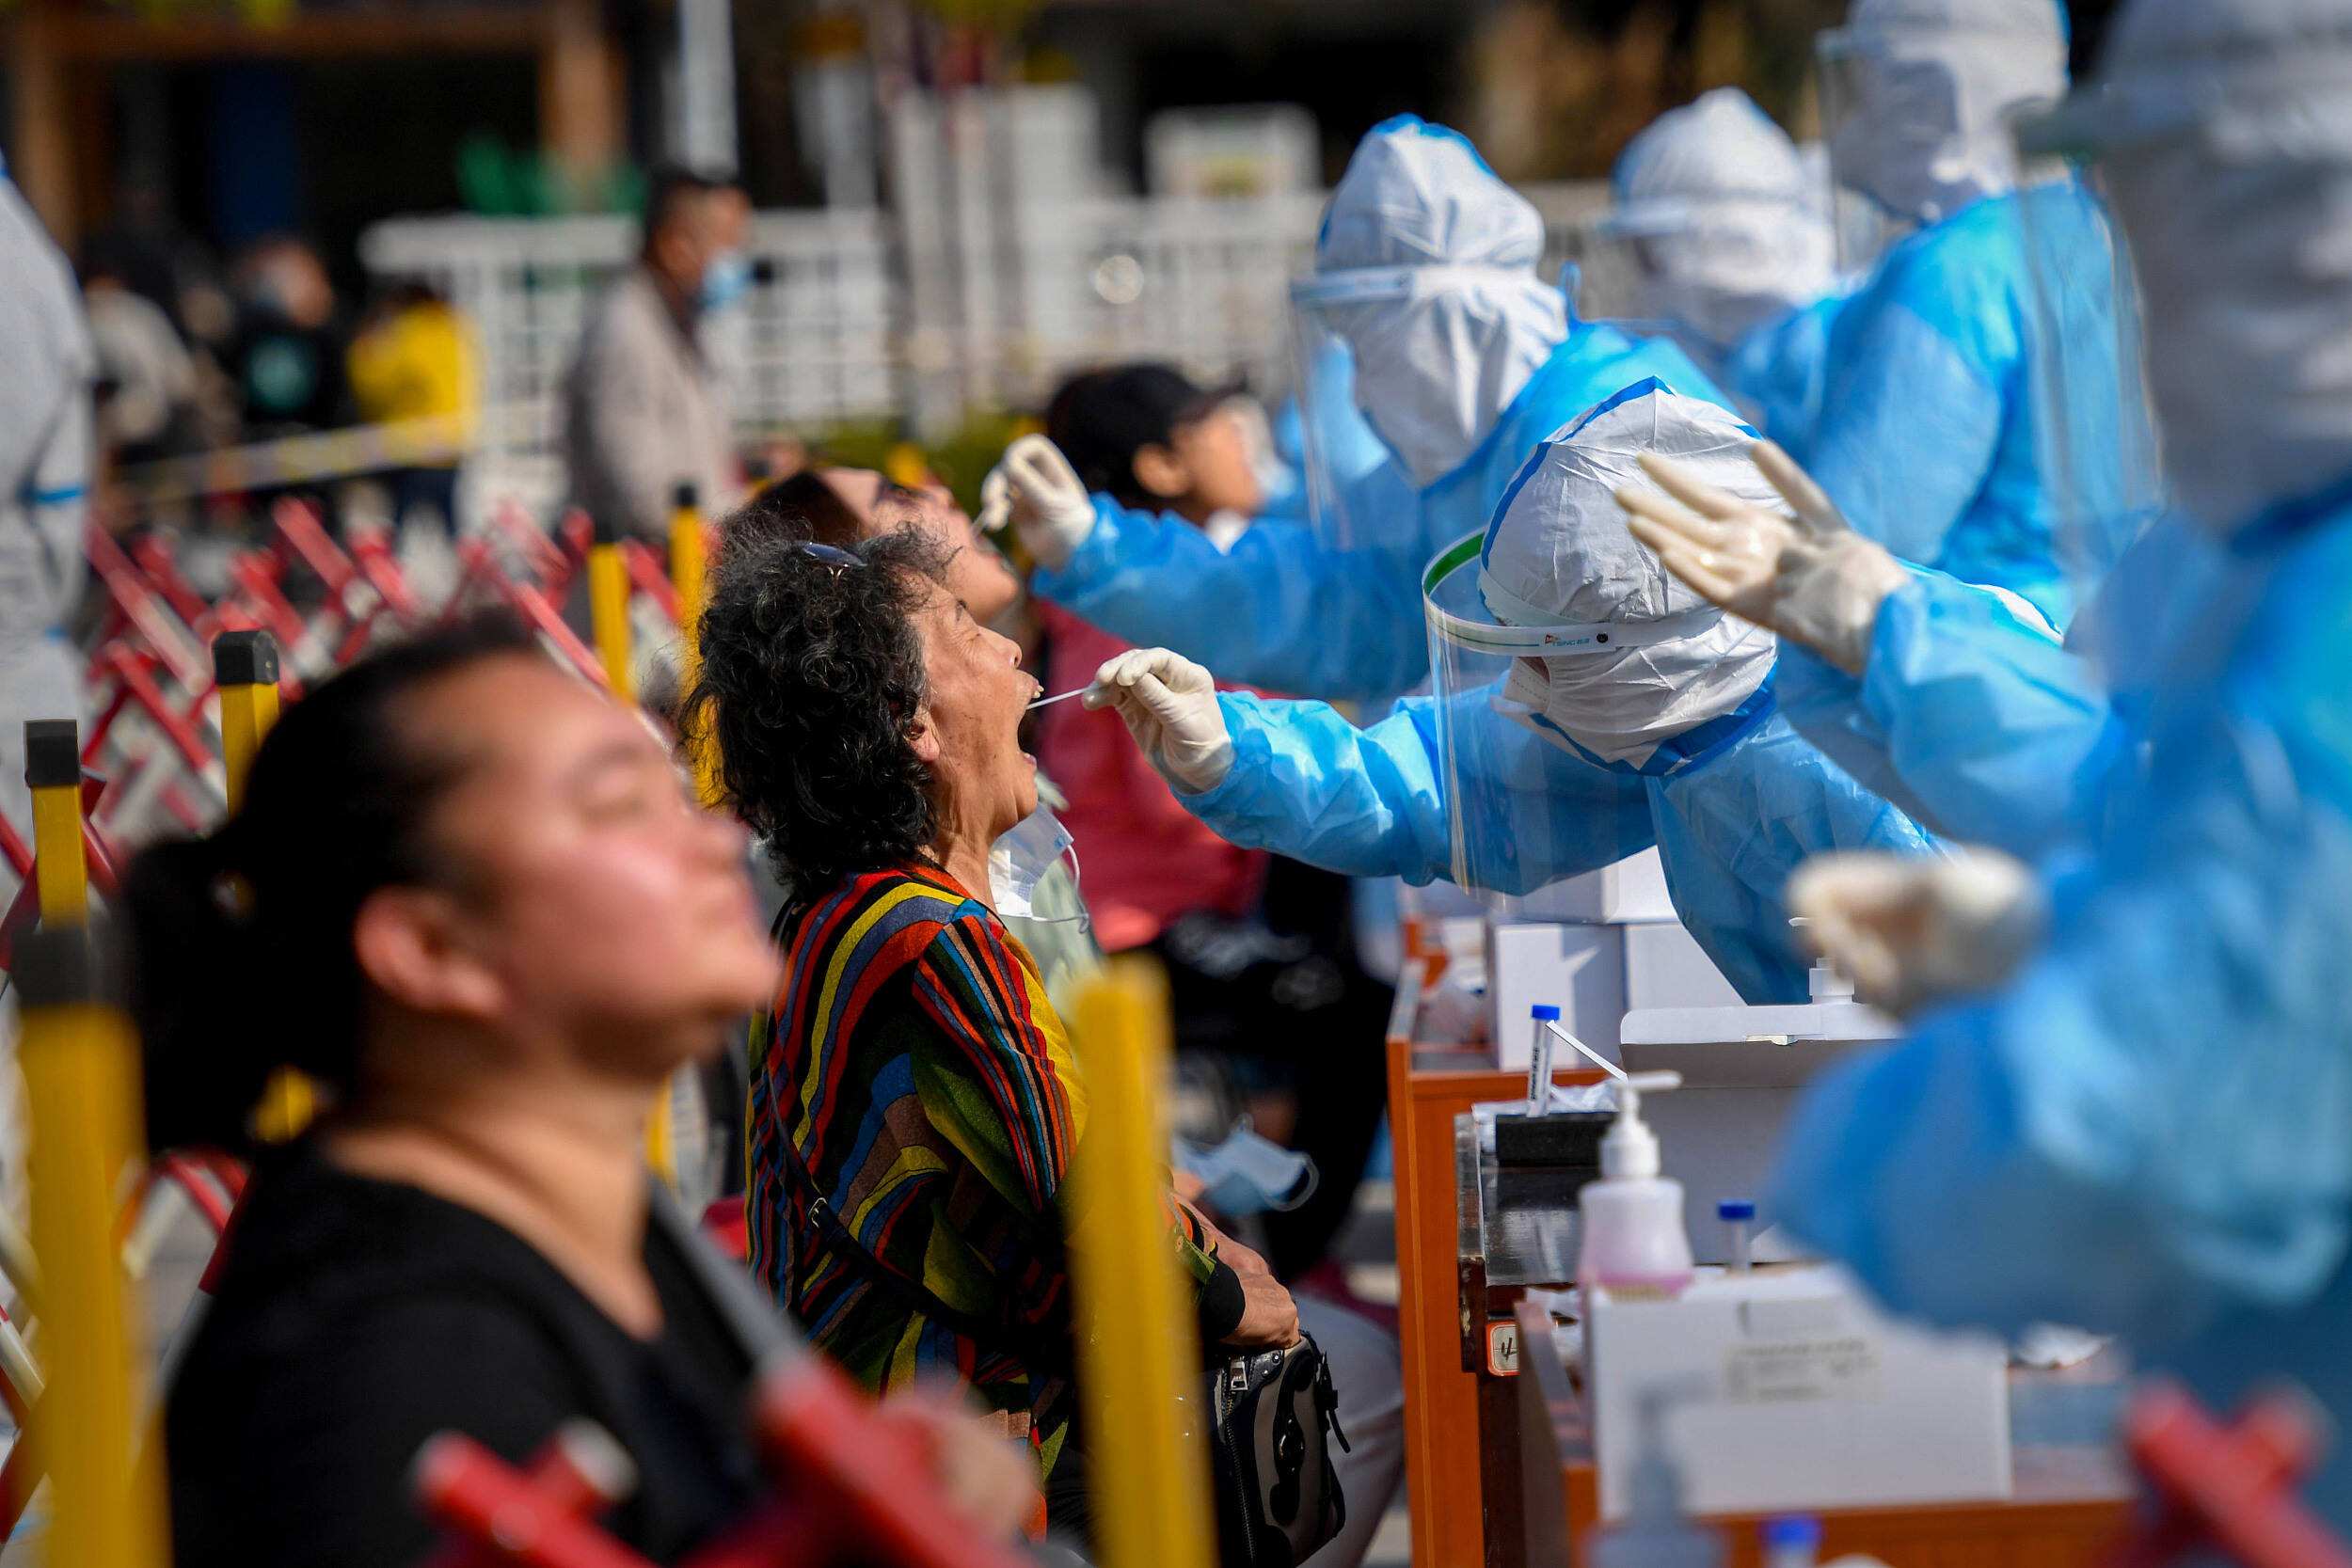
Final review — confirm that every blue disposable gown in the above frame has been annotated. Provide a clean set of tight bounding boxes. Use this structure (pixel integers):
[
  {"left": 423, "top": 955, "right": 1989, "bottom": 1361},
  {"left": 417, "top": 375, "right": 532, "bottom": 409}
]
[
  {"left": 1772, "top": 511, "right": 2230, "bottom": 860},
  {"left": 1179, "top": 682, "right": 1938, "bottom": 1003},
  {"left": 1028, "top": 321, "right": 1725, "bottom": 702},
  {"left": 1721, "top": 290, "right": 1848, "bottom": 446},
  {"left": 1783, "top": 181, "right": 2135, "bottom": 628},
  {"left": 1771, "top": 482, "right": 2352, "bottom": 1534}
]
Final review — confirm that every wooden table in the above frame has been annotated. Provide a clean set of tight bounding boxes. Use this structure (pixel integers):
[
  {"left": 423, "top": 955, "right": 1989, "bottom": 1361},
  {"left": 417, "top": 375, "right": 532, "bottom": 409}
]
[
  {"left": 1386, "top": 1025, "right": 1521, "bottom": 1568},
  {"left": 1513, "top": 1299, "right": 2137, "bottom": 1568},
  {"left": 1383, "top": 962, "right": 1605, "bottom": 1568}
]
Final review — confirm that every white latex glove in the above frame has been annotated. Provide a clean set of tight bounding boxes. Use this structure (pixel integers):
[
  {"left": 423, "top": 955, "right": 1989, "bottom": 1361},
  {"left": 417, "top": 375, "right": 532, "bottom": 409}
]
[
  {"left": 1788, "top": 847, "right": 2048, "bottom": 1019},
  {"left": 1617, "top": 438, "right": 1910, "bottom": 675},
  {"left": 975, "top": 464, "right": 1012, "bottom": 540},
  {"left": 1082, "top": 647, "right": 1233, "bottom": 794},
  {"left": 997, "top": 434, "right": 1097, "bottom": 572}
]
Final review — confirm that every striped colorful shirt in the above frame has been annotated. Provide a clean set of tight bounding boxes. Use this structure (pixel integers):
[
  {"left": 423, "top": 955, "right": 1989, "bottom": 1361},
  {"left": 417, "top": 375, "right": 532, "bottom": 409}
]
[{"left": 748, "top": 863, "right": 1219, "bottom": 1483}]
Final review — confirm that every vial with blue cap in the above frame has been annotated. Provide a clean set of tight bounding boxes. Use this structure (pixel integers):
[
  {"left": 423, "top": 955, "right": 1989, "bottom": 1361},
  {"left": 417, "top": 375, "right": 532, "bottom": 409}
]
[
  {"left": 1760, "top": 1514, "right": 1821, "bottom": 1568},
  {"left": 1717, "top": 1198, "right": 1756, "bottom": 1274},
  {"left": 1525, "top": 1003, "right": 1563, "bottom": 1113}
]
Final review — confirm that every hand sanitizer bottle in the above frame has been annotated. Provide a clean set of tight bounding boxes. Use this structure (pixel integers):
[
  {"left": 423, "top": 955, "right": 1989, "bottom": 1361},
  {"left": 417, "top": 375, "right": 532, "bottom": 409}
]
[
  {"left": 1577, "top": 1071, "right": 1692, "bottom": 1300},
  {"left": 1587, "top": 1382, "right": 1724, "bottom": 1568}
]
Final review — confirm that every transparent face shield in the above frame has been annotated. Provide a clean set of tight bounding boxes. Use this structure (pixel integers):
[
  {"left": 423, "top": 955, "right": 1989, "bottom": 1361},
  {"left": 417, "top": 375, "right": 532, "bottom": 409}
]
[
  {"left": 1815, "top": 26, "right": 1929, "bottom": 271},
  {"left": 1285, "top": 284, "right": 1398, "bottom": 553},
  {"left": 1422, "top": 531, "right": 1712, "bottom": 901},
  {"left": 1287, "top": 262, "right": 1553, "bottom": 545},
  {"left": 2007, "top": 104, "right": 2169, "bottom": 634}
]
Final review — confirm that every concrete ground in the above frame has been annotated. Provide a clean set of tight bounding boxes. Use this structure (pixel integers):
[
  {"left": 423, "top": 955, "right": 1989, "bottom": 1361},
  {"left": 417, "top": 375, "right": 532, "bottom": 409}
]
[{"left": 1334, "top": 1175, "right": 1414, "bottom": 1568}]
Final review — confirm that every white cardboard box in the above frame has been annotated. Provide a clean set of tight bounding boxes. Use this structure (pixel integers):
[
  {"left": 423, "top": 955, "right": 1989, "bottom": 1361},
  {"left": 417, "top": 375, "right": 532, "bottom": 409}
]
[
  {"left": 1620, "top": 921, "right": 1743, "bottom": 1011},
  {"left": 1584, "top": 1267, "right": 2012, "bottom": 1521},
  {"left": 1506, "top": 848, "right": 1677, "bottom": 925},
  {"left": 1487, "top": 921, "right": 1624, "bottom": 1069}
]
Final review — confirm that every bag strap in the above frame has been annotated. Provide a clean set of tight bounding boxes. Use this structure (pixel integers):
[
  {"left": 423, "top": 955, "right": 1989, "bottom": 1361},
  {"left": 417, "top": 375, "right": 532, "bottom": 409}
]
[
  {"left": 759, "top": 895, "right": 1068, "bottom": 1372},
  {"left": 768, "top": 1087, "right": 1074, "bottom": 1375}
]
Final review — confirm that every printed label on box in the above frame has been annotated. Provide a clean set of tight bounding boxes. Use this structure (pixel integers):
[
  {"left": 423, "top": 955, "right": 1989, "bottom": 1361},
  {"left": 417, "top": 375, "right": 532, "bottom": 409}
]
[{"left": 1723, "top": 1334, "right": 1883, "bottom": 1404}]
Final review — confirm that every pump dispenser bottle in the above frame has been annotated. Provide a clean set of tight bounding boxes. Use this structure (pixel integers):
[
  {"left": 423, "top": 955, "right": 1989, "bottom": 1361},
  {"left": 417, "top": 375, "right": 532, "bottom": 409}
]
[
  {"left": 1586, "top": 1381, "right": 1724, "bottom": 1568},
  {"left": 1577, "top": 1070, "right": 1693, "bottom": 1300}
]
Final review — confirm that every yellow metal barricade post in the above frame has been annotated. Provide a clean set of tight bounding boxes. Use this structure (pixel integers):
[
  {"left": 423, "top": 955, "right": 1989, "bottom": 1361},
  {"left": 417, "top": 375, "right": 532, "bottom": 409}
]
[
  {"left": 644, "top": 1070, "right": 678, "bottom": 1191},
  {"left": 26, "top": 721, "right": 87, "bottom": 925},
  {"left": 669, "top": 482, "right": 707, "bottom": 641},
  {"left": 1068, "top": 958, "right": 1216, "bottom": 1568},
  {"left": 669, "top": 480, "right": 723, "bottom": 810},
  {"left": 650, "top": 483, "right": 711, "bottom": 1185},
  {"left": 216, "top": 631, "right": 312, "bottom": 1143},
  {"left": 587, "top": 520, "right": 635, "bottom": 702},
  {"left": 18, "top": 921, "right": 168, "bottom": 1568},
  {"left": 214, "top": 629, "right": 280, "bottom": 812}
]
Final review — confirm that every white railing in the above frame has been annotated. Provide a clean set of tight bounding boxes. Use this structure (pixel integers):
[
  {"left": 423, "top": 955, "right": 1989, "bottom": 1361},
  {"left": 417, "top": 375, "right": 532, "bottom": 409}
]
[{"left": 359, "top": 179, "right": 1622, "bottom": 514}]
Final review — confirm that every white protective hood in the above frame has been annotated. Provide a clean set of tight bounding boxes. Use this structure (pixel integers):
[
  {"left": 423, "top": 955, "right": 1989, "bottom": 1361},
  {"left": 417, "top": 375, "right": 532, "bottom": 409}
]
[
  {"left": 1607, "top": 88, "right": 1837, "bottom": 350},
  {"left": 1310, "top": 116, "right": 1568, "bottom": 487},
  {"left": 2051, "top": 0, "right": 2352, "bottom": 534},
  {"left": 1480, "top": 383, "right": 1777, "bottom": 767},
  {"left": 1825, "top": 0, "right": 2069, "bottom": 225}
]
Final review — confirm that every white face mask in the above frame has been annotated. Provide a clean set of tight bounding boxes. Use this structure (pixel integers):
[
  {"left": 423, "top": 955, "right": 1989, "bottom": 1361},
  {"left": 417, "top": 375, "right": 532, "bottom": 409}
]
[
  {"left": 988, "top": 804, "right": 1085, "bottom": 922},
  {"left": 1634, "top": 205, "right": 1835, "bottom": 352},
  {"left": 2111, "top": 139, "right": 2352, "bottom": 535},
  {"left": 1321, "top": 265, "right": 1569, "bottom": 488},
  {"left": 1202, "top": 509, "right": 1250, "bottom": 552},
  {"left": 1493, "top": 625, "right": 1774, "bottom": 768},
  {"left": 1467, "top": 384, "right": 1785, "bottom": 765},
  {"left": 1825, "top": 28, "right": 2063, "bottom": 227}
]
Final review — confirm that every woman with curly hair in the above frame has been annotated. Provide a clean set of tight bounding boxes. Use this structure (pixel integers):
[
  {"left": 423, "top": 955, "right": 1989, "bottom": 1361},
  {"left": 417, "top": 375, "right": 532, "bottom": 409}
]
[{"left": 686, "top": 526, "right": 1297, "bottom": 1543}]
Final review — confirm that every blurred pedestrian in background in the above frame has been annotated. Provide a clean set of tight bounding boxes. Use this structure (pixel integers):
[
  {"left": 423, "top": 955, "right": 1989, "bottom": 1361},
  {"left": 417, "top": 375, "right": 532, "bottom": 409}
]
[
  {"left": 562, "top": 166, "right": 750, "bottom": 542},
  {"left": 81, "top": 235, "right": 206, "bottom": 470},
  {"left": 224, "top": 234, "right": 351, "bottom": 441},
  {"left": 347, "top": 278, "right": 480, "bottom": 536}
]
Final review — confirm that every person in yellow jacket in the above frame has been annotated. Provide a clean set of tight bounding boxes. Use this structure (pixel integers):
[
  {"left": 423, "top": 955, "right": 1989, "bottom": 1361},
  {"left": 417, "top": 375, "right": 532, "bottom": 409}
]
[{"left": 347, "top": 280, "right": 478, "bottom": 534}]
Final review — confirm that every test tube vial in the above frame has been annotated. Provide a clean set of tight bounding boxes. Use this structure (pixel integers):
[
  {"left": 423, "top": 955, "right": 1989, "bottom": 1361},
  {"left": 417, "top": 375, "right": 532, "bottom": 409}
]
[
  {"left": 1718, "top": 1198, "right": 1756, "bottom": 1274},
  {"left": 1525, "top": 1004, "right": 1561, "bottom": 1115},
  {"left": 1761, "top": 1514, "right": 1821, "bottom": 1568}
]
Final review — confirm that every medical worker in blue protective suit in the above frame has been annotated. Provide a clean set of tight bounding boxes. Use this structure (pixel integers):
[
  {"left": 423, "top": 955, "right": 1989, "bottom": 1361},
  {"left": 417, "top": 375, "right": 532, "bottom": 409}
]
[
  {"left": 1596, "top": 88, "right": 1838, "bottom": 435},
  {"left": 1645, "top": 0, "right": 2352, "bottom": 1532},
  {"left": 1626, "top": 441, "right": 2226, "bottom": 860},
  {"left": 984, "top": 114, "right": 1725, "bottom": 705},
  {"left": 1792, "top": 0, "right": 2138, "bottom": 628},
  {"left": 1720, "top": 292, "right": 1850, "bottom": 453},
  {"left": 1083, "top": 381, "right": 1939, "bottom": 1005}
]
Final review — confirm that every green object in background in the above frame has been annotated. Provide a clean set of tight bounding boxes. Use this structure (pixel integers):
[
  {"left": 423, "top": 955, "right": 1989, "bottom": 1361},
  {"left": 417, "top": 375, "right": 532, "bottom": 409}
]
[
  {"left": 805, "top": 408, "right": 1035, "bottom": 517},
  {"left": 457, "top": 135, "right": 644, "bottom": 217}
]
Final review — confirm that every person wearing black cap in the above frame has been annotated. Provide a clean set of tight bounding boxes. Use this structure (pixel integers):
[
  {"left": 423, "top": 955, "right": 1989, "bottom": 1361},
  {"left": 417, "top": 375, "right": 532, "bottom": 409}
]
[{"left": 1039, "top": 363, "right": 1268, "bottom": 540}]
